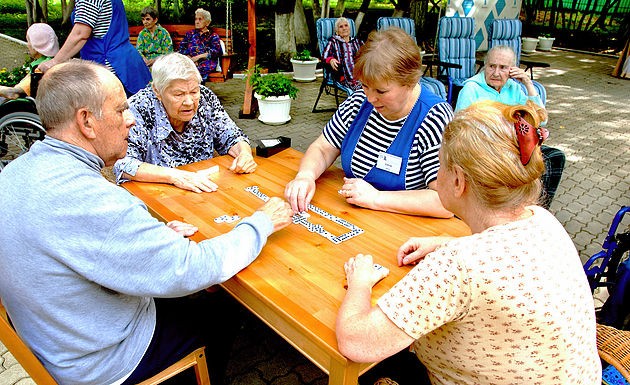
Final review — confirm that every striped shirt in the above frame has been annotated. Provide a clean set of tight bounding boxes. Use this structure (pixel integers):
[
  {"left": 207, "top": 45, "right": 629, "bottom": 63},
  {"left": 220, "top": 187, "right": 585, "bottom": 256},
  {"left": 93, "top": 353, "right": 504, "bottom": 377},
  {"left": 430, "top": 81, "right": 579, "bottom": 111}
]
[
  {"left": 323, "top": 88, "right": 453, "bottom": 190},
  {"left": 74, "top": 0, "right": 113, "bottom": 38}
]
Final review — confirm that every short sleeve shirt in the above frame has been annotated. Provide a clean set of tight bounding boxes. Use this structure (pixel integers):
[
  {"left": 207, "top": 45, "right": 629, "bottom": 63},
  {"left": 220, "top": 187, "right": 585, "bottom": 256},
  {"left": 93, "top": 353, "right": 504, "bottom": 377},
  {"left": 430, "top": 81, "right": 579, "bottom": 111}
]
[
  {"left": 323, "top": 88, "right": 453, "bottom": 189},
  {"left": 377, "top": 206, "right": 601, "bottom": 385}
]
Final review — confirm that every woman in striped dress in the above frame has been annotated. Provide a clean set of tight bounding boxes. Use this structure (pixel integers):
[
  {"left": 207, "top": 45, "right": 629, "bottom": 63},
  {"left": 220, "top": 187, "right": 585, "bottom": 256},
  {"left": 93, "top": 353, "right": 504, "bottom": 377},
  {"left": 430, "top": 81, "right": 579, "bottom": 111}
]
[{"left": 285, "top": 28, "right": 453, "bottom": 218}]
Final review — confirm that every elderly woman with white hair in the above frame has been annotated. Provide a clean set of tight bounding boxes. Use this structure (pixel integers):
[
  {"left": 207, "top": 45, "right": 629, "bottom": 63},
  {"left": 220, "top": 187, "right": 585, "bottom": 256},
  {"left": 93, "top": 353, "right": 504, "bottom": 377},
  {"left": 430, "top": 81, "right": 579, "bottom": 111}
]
[
  {"left": 113, "top": 53, "right": 256, "bottom": 192},
  {"left": 178, "top": 8, "right": 223, "bottom": 82},
  {"left": 322, "top": 17, "right": 364, "bottom": 90}
]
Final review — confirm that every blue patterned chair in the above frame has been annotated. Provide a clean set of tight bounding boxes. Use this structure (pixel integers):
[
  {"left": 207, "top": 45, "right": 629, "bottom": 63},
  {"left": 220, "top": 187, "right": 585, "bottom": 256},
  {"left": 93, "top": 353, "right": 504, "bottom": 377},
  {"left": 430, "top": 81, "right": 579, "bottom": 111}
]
[
  {"left": 487, "top": 19, "right": 550, "bottom": 80},
  {"left": 434, "top": 17, "right": 477, "bottom": 104},
  {"left": 312, "top": 17, "right": 357, "bottom": 113},
  {"left": 376, "top": 17, "right": 416, "bottom": 43},
  {"left": 419, "top": 77, "right": 447, "bottom": 101}
]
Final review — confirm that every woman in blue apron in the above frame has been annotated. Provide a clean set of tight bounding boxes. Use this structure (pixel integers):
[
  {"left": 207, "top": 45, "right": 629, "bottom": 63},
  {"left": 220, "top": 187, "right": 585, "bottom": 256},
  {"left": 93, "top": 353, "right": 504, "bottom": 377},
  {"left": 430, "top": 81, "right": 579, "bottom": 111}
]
[
  {"left": 284, "top": 28, "right": 454, "bottom": 218},
  {"left": 38, "top": 0, "right": 151, "bottom": 97}
]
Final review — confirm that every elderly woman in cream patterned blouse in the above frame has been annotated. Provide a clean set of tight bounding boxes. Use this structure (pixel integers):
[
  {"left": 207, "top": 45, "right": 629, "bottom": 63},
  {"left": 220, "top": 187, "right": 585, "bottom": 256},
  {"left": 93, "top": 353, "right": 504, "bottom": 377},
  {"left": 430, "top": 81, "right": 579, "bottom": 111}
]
[{"left": 336, "top": 101, "right": 601, "bottom": 385}]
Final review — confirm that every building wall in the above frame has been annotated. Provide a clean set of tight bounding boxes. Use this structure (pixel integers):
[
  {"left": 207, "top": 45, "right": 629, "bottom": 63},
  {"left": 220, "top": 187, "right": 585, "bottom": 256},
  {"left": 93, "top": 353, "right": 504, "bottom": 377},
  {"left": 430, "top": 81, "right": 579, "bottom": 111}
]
[{"left": 446, "top": 0, "right": 522, "bottom": 50}]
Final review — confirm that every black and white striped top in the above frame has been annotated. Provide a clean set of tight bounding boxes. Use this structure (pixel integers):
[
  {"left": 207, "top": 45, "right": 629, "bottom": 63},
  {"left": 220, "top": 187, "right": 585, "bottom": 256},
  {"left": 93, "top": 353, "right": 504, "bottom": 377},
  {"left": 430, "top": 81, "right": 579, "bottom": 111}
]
[
  {"left": 323, "top": 88, "right": 453, "bottom": 190},
  {"left": 74, "top": 0, "right": 113, "bottom": 38}
]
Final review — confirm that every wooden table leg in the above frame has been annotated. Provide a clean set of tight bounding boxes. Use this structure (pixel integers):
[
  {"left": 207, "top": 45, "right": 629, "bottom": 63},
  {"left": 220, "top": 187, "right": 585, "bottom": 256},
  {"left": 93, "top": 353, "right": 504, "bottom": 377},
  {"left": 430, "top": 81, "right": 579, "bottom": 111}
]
[{"left": 328, "top": 359, "right": 360, "bottom": 385}]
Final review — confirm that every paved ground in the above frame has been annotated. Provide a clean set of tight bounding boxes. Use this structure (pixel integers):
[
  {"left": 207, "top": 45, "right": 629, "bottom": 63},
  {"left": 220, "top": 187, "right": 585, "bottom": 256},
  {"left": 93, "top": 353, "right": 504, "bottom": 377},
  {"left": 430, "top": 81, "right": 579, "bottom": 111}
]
[{"left": 1, "top": 49, "right": 628, "bottom": 385}]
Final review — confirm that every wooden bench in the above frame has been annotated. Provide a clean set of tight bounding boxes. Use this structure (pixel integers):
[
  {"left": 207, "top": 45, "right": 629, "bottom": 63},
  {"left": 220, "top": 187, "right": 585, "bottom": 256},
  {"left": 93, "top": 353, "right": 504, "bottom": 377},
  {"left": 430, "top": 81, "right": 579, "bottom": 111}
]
[{"left": 128, "top": 24, "right": 234, "bottom": 83}]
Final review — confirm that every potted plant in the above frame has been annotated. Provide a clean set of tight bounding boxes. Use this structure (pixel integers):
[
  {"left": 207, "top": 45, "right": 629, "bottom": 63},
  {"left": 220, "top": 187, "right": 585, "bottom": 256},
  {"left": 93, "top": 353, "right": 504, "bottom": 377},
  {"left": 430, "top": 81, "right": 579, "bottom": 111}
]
[
  {"left": 290, "top": 48, "right": 319, "bottom": 82},
  {"left": 247, "top": 65, "right": 299, "bottom": 125},
  {"left": 521, "top": 37, "right": 539, "bottom": 53},
  {"left": 537, "top": 33, "right": 555, "bottom": 52}
]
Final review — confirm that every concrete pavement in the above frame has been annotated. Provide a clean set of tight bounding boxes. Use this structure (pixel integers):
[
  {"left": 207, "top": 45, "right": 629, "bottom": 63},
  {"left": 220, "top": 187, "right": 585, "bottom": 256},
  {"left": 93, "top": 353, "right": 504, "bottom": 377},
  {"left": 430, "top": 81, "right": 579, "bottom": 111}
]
[{"left": 1, "top": 49, "right": 628, "bottom": 385}]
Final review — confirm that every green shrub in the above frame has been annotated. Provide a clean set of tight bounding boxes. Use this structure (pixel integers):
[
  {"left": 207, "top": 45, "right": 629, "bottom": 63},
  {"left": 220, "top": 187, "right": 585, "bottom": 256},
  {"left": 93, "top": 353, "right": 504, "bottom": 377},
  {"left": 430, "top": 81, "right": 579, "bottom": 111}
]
[
  {"left": 0, "top": 59, "right": 31, "bottom": 87},
  {"left": 247, "top": 65, "right": 299, "bottom": 99}
]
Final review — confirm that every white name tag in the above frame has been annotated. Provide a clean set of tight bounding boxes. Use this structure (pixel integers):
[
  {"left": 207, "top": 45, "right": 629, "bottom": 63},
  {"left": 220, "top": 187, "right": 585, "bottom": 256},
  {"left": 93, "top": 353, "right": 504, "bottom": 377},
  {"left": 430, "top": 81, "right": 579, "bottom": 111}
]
[{"left": 376, "top": 152, "right": 402, "bottom": 175}]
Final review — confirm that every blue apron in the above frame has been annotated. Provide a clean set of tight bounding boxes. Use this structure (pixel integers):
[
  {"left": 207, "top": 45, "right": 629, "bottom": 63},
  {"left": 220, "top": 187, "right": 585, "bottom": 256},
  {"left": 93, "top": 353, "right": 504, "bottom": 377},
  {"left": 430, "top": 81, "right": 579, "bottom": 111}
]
[
  {"left": 75, "top": 0, "right": 151, "bottom": 95},
  {"left": 340, "top": 84, "right": 443, "bottom": 191}
]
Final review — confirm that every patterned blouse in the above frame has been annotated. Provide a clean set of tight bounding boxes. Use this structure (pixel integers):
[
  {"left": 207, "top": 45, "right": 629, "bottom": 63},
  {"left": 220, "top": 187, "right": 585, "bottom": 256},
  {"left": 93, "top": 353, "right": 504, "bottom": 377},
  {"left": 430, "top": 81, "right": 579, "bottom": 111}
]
[
  {"left": 378, "top": 206, "right": 601, "bottom": 385},
  {"left": 136, "top": 24, "right": 173, "bottom": 60},
  {"left": 178, "top": 29, "right": 222, "bottom": 80},
  {"left": 113, "top": 84, "right": 249, "bottom": 183},
  {"left": 322, "top": 35, "right": 363, "bottom": 90}
]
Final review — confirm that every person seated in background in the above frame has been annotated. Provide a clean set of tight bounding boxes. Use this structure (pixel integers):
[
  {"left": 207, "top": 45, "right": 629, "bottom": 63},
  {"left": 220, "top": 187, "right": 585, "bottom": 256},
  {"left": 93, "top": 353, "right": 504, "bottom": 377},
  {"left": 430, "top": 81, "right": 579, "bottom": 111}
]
[
  {"left": 136, "top": 6, "right": 173, "bottom": 67},
  {"left": 336, "top": 100, "right": 601, "bottom": 385},
  {"left": 37, "top": 0, "right": 151, "bottom": 97},
  {"left": 113, "top": 53, "right": 256, "bottom": 192},
  {"left": 178, "top": 8, "right": 223, "bottom": 83},
  {"left": 455, "top": 45, "right": 565, "bottom": 209},
  {"left": 285, "top": 28, "right": 453, "bottom": 218},
  {"left": 0, "top": 23, "right": 58, "bottom": 100},
  {"left": 0, "top": 59, "right": 293, "bottom": 385},
  {"left": 322, "top": 17, "right": 364, "bottom": 91}
]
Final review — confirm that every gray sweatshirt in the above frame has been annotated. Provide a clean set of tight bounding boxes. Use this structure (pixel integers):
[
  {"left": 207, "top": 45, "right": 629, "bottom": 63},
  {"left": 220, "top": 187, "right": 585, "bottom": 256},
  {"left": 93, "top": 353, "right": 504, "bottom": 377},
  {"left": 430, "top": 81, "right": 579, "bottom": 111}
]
[{"left": 0, "top": 136, "right": 272, "bottom": 384}]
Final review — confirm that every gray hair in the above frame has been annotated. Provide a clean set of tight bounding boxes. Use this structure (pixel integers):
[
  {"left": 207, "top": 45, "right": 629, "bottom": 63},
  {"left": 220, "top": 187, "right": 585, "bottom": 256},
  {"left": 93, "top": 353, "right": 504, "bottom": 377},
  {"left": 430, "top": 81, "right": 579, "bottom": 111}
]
[
  {"left": 195, "top": 8, "right": 212, "bottom": 24},
  {"left": 485, "top": 45, "right": 517, "bottom": 66},
  {"left": 151, "top": 53, "right": 202, "bottom": 95},
  {"left": 335, "top": 17, "right": 349, "bottom": 32},
  {"left": 36, "top": 59, "right": 107, "bottom": 130}
]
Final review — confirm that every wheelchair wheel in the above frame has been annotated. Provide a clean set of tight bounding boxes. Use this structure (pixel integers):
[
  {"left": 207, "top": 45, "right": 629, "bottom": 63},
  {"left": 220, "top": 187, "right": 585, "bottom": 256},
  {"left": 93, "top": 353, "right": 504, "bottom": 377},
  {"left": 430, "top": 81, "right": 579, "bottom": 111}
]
[{"left": 0, "top": 111, "right": 45, "bottom": 171}]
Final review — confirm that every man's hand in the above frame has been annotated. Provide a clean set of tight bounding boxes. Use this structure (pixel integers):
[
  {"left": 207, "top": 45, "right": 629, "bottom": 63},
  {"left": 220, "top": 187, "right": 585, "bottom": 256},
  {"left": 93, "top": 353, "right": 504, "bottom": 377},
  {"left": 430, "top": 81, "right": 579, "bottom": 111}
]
[
  {"left": 166, "top": 220, "right": 199, "bottom": 237},
  {"left": 229, "top": 151, "right": 257, "bottom": 174},
  {"left": 257, "top": 197, "right": 293, "bottom": 233},
  {"left": 338, "top": 177, "right": 379, "bottom": 209},
  {"left": 169, "top": 168, "right": 218, "bottom": 193},
  {"left": 284, "top": 174, "right": 316, "bottom": 213}
]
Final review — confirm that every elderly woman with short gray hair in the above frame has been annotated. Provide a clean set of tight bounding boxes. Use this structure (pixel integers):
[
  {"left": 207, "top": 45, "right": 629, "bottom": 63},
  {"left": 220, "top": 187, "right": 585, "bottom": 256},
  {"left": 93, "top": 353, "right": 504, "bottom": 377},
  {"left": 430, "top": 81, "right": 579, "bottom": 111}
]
[
  {"left": 113, "top": 53, "right": 256, "bottom": 192},
  {"left": 178, "top": 8, "right": 223, "bottom": 82}
]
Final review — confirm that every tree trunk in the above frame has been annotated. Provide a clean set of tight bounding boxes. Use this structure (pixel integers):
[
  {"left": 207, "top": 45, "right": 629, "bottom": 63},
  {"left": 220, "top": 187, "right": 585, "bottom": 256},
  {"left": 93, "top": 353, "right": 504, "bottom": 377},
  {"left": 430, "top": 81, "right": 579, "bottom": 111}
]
[
  {"left": 410, "top": 0, "right": 427, "bottom": 48},
  {"left": 42, "top": 0, "right": 48, "bottom": 22},
  {"left": 294, "top": 0, "right": 310, "bottom": 47},
  {"left": 334, "top": 0, "right": 346, "bottom": 17},
  {"left": 312, "top": 0, "right": 321, "bottom": 24},
  {"left": 276, "top": 0, "right": 297, "bottom": 66},
  {"left": 391, "top": 0, "right": 410, "bottom": 17},
  {"left": 61, "top": 0, "right": 74, "bottom": 26},
  {"left": 355, "top": 0, "right": 372, "bottom": 31}
]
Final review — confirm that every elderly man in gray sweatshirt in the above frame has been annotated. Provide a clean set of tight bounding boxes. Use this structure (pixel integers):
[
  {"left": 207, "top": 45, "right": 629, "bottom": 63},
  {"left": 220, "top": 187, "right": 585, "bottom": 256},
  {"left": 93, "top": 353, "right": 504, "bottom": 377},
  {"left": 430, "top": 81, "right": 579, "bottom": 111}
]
[{"left": 0, "top": 59, "right": 293, "bottom": 385}]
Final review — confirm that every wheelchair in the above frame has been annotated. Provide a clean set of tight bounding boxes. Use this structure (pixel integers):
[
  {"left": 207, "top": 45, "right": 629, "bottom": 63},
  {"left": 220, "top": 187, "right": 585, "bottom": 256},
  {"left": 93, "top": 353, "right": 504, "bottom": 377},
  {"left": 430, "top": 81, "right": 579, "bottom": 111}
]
[
  {"left": 0, "top": 81, "right": 45, "bottom": 171},
  {"left": 583, "top": 206, "right": 630, "bottom": 330}
]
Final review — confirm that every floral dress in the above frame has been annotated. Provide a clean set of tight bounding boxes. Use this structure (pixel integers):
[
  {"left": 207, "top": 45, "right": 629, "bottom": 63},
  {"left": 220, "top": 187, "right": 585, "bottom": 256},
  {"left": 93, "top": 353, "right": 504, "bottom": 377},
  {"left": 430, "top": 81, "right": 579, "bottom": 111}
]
[{"left": 178, "top": 28, "right": 222, "bottom": 81}]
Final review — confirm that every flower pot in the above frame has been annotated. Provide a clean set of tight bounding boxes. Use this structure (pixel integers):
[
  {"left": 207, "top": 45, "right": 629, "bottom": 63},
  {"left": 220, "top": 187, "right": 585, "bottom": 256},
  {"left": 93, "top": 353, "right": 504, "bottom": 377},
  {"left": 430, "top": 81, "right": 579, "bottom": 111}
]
[
  {"left": 254, "top": 93, "right": 292, "bottom": 125},
  {"left": 537, "top": 37, "right": 555, "bottom": 52},
  {"left": 290, "top": 58, "right": 319, "bottom": 82},
  {"left": 522, "top": 37, "right": 539, "bottom": 53}
]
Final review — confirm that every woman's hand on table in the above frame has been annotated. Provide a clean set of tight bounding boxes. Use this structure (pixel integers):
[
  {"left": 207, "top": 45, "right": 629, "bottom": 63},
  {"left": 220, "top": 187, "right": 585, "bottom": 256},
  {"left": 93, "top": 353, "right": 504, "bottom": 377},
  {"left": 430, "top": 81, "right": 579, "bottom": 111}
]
[
  {"left": 257, "top": 197, "right": 293, "bottom": 233},
  {"left": 339, "top": 177, "right": 379, "bottom": 209},
  {"left": 344, "top": 254, "right": 389, "bottom": 290},
  {"left": 284, "top": 174, "right": 317, "bottom": 213},
  {"left": 169, "top": 168, "right": 218, "bottom": 193},
  {"left": 229, "top": 151, "right": 257, "bottom": 174},
  {"left": 166, "top": 220, "right": 198, "bottom": 237},
  {"left": 396, "top": 236, "right": 454, "bottom": 266}
]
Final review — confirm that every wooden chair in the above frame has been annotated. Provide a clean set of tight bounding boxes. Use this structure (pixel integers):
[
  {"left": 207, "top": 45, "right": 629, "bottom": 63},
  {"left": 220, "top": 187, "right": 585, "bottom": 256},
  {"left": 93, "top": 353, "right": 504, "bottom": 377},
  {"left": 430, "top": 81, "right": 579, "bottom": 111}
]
[
  {"left": 597, "top": 323, "right": 630, "bottom": 383},
  {"left": 0, "top": 300, "right": 211, "bottom": 385}
]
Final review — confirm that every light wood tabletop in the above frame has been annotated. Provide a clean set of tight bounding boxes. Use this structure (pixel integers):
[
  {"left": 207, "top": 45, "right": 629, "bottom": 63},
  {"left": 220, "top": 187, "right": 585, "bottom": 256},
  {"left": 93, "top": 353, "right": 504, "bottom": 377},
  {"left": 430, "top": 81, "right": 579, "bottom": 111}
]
[{"left": 122, "top": 148, "right": 471, "bottom": 385}]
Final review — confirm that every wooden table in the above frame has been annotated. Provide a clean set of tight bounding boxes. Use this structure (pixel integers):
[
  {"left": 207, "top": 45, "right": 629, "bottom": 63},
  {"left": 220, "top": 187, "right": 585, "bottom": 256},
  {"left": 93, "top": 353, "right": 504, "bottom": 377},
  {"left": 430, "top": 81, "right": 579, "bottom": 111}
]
[{"left": 123, "top": 148, "right": 471, "bottom": 385}]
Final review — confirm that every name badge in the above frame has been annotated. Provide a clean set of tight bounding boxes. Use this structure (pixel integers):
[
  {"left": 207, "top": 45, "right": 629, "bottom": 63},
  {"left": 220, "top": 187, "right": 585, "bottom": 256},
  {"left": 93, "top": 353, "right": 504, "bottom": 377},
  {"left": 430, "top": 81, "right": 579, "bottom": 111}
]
[{"left": 376, "top": 152, "right": 402, "bottom": 175}]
